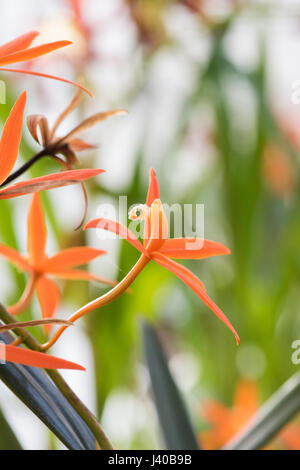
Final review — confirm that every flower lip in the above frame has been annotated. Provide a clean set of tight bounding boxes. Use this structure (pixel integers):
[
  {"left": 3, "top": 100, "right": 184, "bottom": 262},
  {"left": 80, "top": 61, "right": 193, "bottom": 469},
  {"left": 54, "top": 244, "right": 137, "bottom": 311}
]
[{"left": 128, "top": 204, "right": 149, "bottom": 221}]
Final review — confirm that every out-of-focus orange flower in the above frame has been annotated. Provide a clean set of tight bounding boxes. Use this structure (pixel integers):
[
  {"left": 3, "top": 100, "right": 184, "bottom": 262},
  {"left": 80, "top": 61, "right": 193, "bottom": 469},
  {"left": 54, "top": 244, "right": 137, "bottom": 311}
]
[
  {"left": 201, "top": 380, "right": 259, "bottom": 449},
  {"left": 0, "top": 30, "right": 90, "bottom": 94},
  {"left": 0, "top": 92, "right": 103, "bottom": 199},
  {"left": 200, "top": 380, "right": 300, "bottom": 450},
  {"left": 0, "top": 192, "right": 116, "bottom": 329},
  {"left": 263, "top": 144, "right": 296, "bottom": 198}
]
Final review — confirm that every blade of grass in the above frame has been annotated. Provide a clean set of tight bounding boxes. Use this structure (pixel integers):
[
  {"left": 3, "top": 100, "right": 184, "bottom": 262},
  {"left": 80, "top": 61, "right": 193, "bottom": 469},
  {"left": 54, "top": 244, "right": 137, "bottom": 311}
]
[{"left": 142, "top": 321, "right": 199, "bottom": 450}]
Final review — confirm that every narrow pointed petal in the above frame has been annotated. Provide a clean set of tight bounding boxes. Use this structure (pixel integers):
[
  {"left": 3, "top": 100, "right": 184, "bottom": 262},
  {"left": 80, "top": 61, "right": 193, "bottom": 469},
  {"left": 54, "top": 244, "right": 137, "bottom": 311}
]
[
  {"left": 27, "top": 194, "right": 47, "bottom": 265},
  {"left": 0, "top": 92, "right": 26, "bottom": 185},
  {"left": 50, "top": 268, "right": 118, "bottom": 287},
  {"left": 0, "top": 68, "right": 92, "bottom": 96},
  {"left": 50, "top": 89, "right": 83, "bottom": 139},
  {"left": 36, "top": 276, "right": 60, "bottom": 333},
  {"left": 0, "top": 168, "right": 104, "bottom": 199},
  {"left": 151, "top": 252, "right": 239, "bottom": 344},
  {"left": 3, "top": 345, "right": 85, "bottom": 370},
  {"left": 0, "top": 31, "right": 39, "bottom": 57},
  {"left": 44, "top": 247, "right": 106, "bottom": 271},
  {"left": 58, "top": 109, "right": 127, "bottom": 145},
  {"left": 146, "top": 168, "right": 160, "bottom": 207},
  {"left": 0, "top": 41, "right": 72, "bottom": 66},
  {"left": 27, "top": 114, "right": 50, "bottom": 146},
  {"left": 0, "top": 244, "right": 30, "bottom": 271},
  {"left": 152, "top": 252, "right": 206, "bottom": 292},
  {"left": 84, "top": 218, "right": 147, "bottom": 255},
  {"left": 159, "top": 238, "right": 231, "bottom": 259}
]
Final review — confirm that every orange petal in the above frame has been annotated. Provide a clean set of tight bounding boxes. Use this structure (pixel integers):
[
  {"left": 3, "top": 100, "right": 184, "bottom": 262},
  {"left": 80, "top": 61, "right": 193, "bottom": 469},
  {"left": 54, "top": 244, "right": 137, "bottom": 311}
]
[
  {"left": 152, "top": 252, "right": 206, "bottom": 292},
  {"left": 36, "top": 276, "right": 60, "bottom": 333},
  {"left": 27, "top": 114, "right": 50, "bottom": 146},
  {"left": 84, "top": 218, "right": 148, "bottom": 255},
  {"left": 0, "top": 92, "right": 26, "bottom": 185},
  {"left": 159, "top": 238, "right": 231, "bottom": 259},
  {"left": 0, "top": 168, "right": 104, "bottom": 199},
  {"left": 44, "top": 247, "right": 106, "bottom": 271},
  {"left": 0, "top": 244, "right": 30, "bottom": 271},
  {"left": 27, "top": 194, "right": 47, "bottom": 266},
  {"left": 3, "top": 344, "right": 85, "bottom": 370},
  {"left": 234, "top": 380, "right": 258, "bottom": 413},
  {"left": 146, "top": 168, "right": 160, "bottom": 206},
  {"left": 0, "top": 40, "right": 72, "bottom": 66},
  {"left": 145, "top": 199, "right": 168, "bottom": 252},
  {"left": 0, "top": 31, "right": 39, "bottom": 57},
  {"left": 0, "top": 68, "right": 92, "bottom": 96},
  {"left": 50, "top": 268, "right": 118, "bottom": 287},
  {"left": 151, "top": 252, "right": 240, "bottom": 344}
]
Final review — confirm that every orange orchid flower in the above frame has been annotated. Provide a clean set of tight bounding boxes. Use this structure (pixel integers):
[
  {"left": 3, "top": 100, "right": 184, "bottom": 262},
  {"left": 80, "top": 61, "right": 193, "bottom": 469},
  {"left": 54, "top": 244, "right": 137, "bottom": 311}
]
[
  {"left": 200, "top": 380, "right": 259, "bottom": 449},
  {"left": 0, "top": 92, "right": 103, "bottom": 199},
  {"left": 0, "top": 30, "right": 91, "bottom": 95},
  {"left": 200, "top": 380, "right": 300, "bottom": 450},
  {"left": 43, "top": 168, "right": 239, "bottom": 351},
  {"left": 0, "top": 192, "right": 116, "bottom": 327}
]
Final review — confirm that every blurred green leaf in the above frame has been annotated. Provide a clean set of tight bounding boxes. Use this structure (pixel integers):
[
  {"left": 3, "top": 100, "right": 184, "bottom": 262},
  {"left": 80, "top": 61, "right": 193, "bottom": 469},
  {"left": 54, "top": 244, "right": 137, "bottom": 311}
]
[
  {"left": 0, "top": 407, "right": 22, "bottom": 450},
  {"left": 224, "top": 372, "right": 300, "bottom": 450},
  {"left": 142, "top": 321, "right": 199, "bottom": 450}
]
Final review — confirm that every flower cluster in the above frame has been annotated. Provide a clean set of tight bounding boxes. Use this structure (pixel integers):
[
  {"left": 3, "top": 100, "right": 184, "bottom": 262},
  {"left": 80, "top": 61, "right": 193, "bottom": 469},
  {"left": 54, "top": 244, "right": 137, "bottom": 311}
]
[{"left": 0, "top": 30, "right": 237, "bottom": 372}]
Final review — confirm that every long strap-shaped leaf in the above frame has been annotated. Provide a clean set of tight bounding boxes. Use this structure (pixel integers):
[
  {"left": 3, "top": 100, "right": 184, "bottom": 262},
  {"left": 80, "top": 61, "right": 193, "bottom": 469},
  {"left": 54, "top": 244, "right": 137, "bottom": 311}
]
[
  {"left": 142, "top": 322, "right": 199, "bottom": 450},
  {"left": 223, "top": 372, "right": 300, "bottom": 450},
  {"left": 0, "top": 333, "right": 95, "bottom": 450},
  {"left": 0, "top": 406, "right": 22, "bottom": 450}
]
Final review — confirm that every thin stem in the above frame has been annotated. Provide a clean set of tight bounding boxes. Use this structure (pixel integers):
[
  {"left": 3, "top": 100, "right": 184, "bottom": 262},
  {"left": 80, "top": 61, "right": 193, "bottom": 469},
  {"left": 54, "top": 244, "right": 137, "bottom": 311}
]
[
  {"left": 0, "top": 150, "right": 48, "bottom": 187},
  {"left": 42, "top": 254, "right": 150, "bottom": 351},
  {"left": 0, "top": 304, "right": 113, "bottom": 450}
]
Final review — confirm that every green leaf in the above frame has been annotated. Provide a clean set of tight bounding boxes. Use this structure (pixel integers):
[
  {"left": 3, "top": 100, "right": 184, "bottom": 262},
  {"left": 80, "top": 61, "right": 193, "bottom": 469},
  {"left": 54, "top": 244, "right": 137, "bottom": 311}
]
[
  {"left": 0, "top": 407, "right": 22, "bottom": 450},
  {"left": 142, "top": 322, "right": 199, "bottom": 450},
  {"left": 0, "top": 333, "right": 95, "bottom": 450},
  {"left": 224, "top": 372, "right": 300, "bottom": 450}
]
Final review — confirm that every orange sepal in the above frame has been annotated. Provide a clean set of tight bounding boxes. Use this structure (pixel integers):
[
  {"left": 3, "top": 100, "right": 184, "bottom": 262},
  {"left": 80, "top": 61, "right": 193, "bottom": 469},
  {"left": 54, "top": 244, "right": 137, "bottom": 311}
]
[
  {"left": 50, "top": 268, "right": 118, "bottom": 287},
  {"left": 0, "top": 244, "right": 31, "bottom": 271},
  {"left": 159, "top": 238, "right": 231, "bottom": 259},
  {"left": 0, "top": 168, "right": 104, "bottom": 199},
  {"left": 3, "top": 344, "right": 85, "bottom": 370},
  {"left": 0, "top": 92, "right": 26, "bottom": 185},
  {"left": 44, "top": 247, "right": 106, "bottom": 271},
  {"left": 27, "top": 194, "right": 47, "bottom": 266},
  {"left": 151, "top": 251, "right": 239, "bottom": 344},
  {"left": 0, "top": 31, "right": 39, "bottom": 57},
  {"left": 36, "top": 276, "right": 60, "bottom": 333},
  {"left": 0, "top": 40, "right": 72, "bottom": 66},
  {"left": 146, "top": 168, "right": 160, "bottom": 207},
  {"left": 84, "top": 218, "right": 148, "bottom": 255}
]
